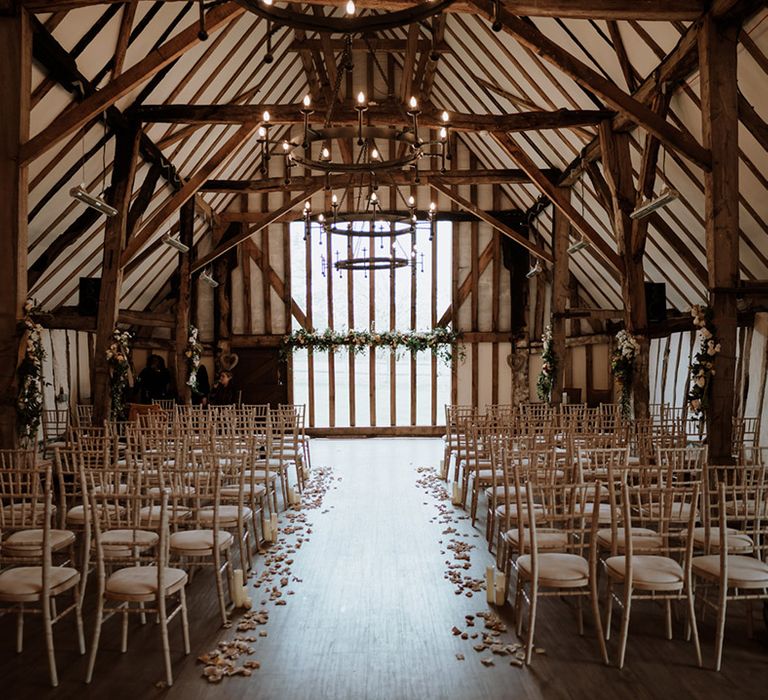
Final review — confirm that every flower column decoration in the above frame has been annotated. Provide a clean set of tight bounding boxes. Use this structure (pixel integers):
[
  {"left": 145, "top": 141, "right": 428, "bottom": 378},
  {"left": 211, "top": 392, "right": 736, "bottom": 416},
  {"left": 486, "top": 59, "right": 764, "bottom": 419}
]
[
  {"left": 536, "top": 325, "right": 557, "bottom": 403},
  {"left": 610, "top": 330, "right": 640, "bottom": 418},
  {"left": 105, "top": 329, "right": 132, "bottom": 421},
  {"left": 686, "top": 304, "right": 720, "bottom": 421},
  {"left": 16, "top": 300, "right": 46, "bottom": 447},
  {"left": 185, "top": 325, "right": 203, "bottom": 394}
]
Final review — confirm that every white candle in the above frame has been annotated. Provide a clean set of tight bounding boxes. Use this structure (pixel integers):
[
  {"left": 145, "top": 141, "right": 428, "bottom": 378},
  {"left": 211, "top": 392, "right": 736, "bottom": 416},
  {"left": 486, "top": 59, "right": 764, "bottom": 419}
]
[
  {"left": 494, "top": 572, "right": 507, "bottom": 606},
  {"left": 233, "top": 569, "right": 244, "bottom": 607},
  {"left": 486, "top": 566, "right": 495, "bottom": 604}
]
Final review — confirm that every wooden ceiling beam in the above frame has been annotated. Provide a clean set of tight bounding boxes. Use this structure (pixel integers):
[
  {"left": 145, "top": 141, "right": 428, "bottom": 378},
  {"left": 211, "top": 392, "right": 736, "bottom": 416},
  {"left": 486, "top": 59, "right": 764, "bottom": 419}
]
[
  {"left": 470, "top": 0, "right": 711, "bottom": 170},
  {"left": 121, "top": 122, "right": 258, "bottom": 268},
  {"left": 132, "top": 102, "right": 614, "bottom": 132},
  {"left": 201, "top": 168, "right": 558, "bottom": 192},
  {"left": 191, "top": 185, "right": 324, "bottom": 273},
  {"left": 493, "top": 131, "right": 624, "bottom": 275},
  {"left": 19, "top": 1, "right": 245, "bottom": 165},
  {"left": 111, "top": 0, "right": 136, "bottom": 80},
  {"left": 430, "top": 178, "right": 554, "bottom": 263},
  {"left": 22, "top": 0, "right": 708, "bottom": 21}
]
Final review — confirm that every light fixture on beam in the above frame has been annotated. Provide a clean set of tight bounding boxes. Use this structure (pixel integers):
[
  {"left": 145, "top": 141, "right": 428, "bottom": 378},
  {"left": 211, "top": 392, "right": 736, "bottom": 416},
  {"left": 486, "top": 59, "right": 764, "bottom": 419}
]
[
  {"left": 162, "top": 232, "right": 189, "bottom": 253},
  {"left": 568, "top": 235, "right": 589, "bottom": 254},
  {"left": 526, "top": 259, "right": 543, "bottom": 279},
  {"left": 69, "top": 184, "right": 118, "bottom": 217},
  {"left": 630, "top": 187, "right": 679, "bottom": 220},
  {"left": 200, "top": 268, "right": 219, "bottom": 288}
]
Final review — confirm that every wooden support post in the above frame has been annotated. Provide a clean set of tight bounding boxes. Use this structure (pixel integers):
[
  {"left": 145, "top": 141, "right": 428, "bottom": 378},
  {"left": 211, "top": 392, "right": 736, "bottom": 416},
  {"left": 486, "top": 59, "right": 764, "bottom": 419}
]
[
  {"left": 551, "top": 188, "right": 570, "bottom": 405},
  {"left": 598, "top": 121, "right": 650, "bottom": 419},
  {"left": 174, "top": 199, "right": 193, "bottom": 404},
  {"left": 0, "top": 6, "right": 31, "bottom": 447},
  {"left": 700, "top": 15, "right": 740, "bottom": 462},
  {"left": 214, "top": 255, "right": 232, "bottom": 374},
  {"left": 91, "top": 122, "right": 141, "bottom": 425}
]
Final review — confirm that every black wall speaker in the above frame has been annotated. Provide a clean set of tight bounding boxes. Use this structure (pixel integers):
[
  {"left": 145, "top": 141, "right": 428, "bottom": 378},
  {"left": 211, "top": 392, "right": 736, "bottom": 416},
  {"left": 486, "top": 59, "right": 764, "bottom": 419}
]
[
  {"left": 645, "top": 281, "right": 667, "bottom": 323},
  {"left": 78, "top": 277, "right": 101, "bottom": 316}
]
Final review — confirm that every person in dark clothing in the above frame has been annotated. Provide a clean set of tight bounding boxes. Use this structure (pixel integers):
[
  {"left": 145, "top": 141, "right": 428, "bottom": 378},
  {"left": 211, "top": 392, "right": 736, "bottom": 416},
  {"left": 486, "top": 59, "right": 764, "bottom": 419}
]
[
  {"left": 136, "top": 354, "right": 172, "bottom": 404},
  {"left": 191, "top": 364, "right": 210, "bottom": 406},
  {"left": 208, "top": 370, "right": 237, "bottom": 406}
]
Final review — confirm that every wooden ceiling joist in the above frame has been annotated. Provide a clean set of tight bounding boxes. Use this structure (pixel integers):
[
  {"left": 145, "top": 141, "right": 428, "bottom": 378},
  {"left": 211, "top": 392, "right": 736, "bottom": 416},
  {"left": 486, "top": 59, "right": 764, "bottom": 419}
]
[
  {"left": 492, "top": 131, "right": 623, "bottom": 275},
  {"left": 470, "top": 0, "right": 711, "bottom": 170},
  {"left": 20, "top": 1, "right": 246, "bottom": 165},
  {"left": 192, "top": 186, "right": 325, "bottom": 273},
  {"left": 200, "top": 168, "right": 558, "bottom": 193},
  {"left": 22, "top": 0, "right": 708, "bottom": 21},
  {"left": 430, "top": 179, "right": 554, "bottom": 262},
  {"left": 132, "top": 103, "right": 613, "bottom": 132}
]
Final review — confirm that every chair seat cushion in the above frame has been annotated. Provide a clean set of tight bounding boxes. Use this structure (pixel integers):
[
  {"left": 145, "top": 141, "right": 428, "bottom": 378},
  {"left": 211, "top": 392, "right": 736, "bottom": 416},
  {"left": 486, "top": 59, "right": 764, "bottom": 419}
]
[
  {"left": 169, "top": 529, "right": 233, "bottom": 554},
  {"left": 105, "top": 566, "right": 187, "bottom": 600},
  {"left": 101, "top": 529, "right": 159, "bottom": 558},
  {"left": 198, "top": 505, "right": 253, "bottom": 526},
  {"left": 596, "top": 527, "right": 663, "bottom": 553},
  {"left": 0, "top": 566, "right": 79, "bottom": 602},
  {"left": 690, "top": 527, "right": 753, "bottom": 554},
  {"left": 503, "top": 528, "right": 568, "bottom": 552},
  {"left": 66, "top": 503, "right": 125, "bottom": 524},
  {"left": 692, "top": 554, "right": 768, "bottom": 588},
  {"left": 221, "top": 484, "right": 267, "bottom": 498},
  {"left": 605, "top": 555, "right": 684, "bottom": 590},
  {"left": 3, "top": 528, "right": 75, "bottom": 558},
  {"left": 138, "top": 504, "right": 191, "bottom": 524},
  {"left": 517, "top": 553, "right": 589, "bottom": 587}
]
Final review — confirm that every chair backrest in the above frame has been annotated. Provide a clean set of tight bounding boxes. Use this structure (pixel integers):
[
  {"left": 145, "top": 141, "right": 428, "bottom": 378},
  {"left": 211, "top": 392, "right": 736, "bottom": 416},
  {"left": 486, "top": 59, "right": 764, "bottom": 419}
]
[
  {"left": 75, "top": 404, "right": 93, "bottom": 428},
  {"left": 656, "top": 446, "right": 706, "bottom": 487},
  {"left": 42, "top": 409, "right": 70, "bottom": 443},
  {"left": 0, "top": 457, "right": 49, "bottom": 533}
]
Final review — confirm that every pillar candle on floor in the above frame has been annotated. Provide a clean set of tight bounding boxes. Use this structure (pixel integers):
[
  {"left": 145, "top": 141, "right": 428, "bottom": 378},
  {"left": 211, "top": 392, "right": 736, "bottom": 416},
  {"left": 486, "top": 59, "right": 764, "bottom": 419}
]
[{"left": 486, "top": 566, "right": 495, "bottom": 604}]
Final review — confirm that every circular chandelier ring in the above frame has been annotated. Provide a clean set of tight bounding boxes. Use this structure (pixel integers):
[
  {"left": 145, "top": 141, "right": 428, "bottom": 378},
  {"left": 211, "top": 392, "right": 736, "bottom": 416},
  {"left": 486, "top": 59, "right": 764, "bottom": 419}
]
[
  {"left": 335, "top": 256, "right": 410, "bottom": 271},
  {"left": 290, "top": 126, "right": 421, "bottom": 173},
  {"left": 240, "top": 0, "right": 457, "bottom": 34},
  {"left": 327, "top": 213, "right": 416, "bottom": 237}
]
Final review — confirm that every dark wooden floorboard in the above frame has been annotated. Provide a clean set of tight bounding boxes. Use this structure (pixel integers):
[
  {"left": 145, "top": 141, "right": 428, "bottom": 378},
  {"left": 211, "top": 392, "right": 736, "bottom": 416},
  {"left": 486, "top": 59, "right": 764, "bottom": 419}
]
[{"left": 2, "top": 438, "right": 768, "bottom": 699}]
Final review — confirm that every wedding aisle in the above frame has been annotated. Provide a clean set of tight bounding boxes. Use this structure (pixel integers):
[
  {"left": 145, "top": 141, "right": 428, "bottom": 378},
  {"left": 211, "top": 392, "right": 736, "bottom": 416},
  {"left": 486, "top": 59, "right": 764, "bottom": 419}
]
[{"left": 3, "top": 439, "right": 765, "bottom": 700}]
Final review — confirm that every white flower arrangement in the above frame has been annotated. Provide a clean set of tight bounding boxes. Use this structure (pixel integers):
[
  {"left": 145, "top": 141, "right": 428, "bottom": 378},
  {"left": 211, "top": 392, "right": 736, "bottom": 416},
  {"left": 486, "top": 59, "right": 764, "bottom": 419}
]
[
  {"left": 186, "top": 325, "right": 204, "bottom": 391},
  {"left": 536, "top": 324, "right": 557, "bottom": 402},
  {"left": 611, "top": 329, "right": 641, "bottom": 418},
  {"left": 16, "top": 300, "right": 47, "bottom": 445},
  {"left": 687, "top": 304, "right": 719, "bottom": 420},
  {"left": 106, "top": 328, "right": 132, "bottom": 421}
]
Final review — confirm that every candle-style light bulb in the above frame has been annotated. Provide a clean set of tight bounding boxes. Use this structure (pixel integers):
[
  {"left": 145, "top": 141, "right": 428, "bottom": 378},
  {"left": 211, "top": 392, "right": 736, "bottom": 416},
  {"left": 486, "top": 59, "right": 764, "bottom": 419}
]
[
  {"left": 439, "top": 126, "right": 447, "bottom": 140},
  {"left": 346, "top": 0, "right": 355, "bottom": 15},
  {"left": 441, "top": 110, "right": 449, "bottom": 123},
  {"left": 303, "top": 94, "right": 311, "bottom": 108},
  {"left": 332, "top": 194, "right": 338, "bottom": 205},
  {"left": 318, "top": 213, "right": 325, "bottom": 223},
  {"left": 370, "top": 192, "right": 378, "bottom": 203},
  {"left": 357, "top": 91, "right": 366, "bottom": 106},
  {"left": 371, "top": 148, "right": 379, "bottom": 160},
  {"left": 258, "top": 126, "right": 266, "bottom": 138},
  {"left": 283, "top": 140, "right": 290, "bottom": 151},
  {"left": 304, "top": 201, "right": 311, "bottom": 212},
  {"left": 322, "top": 147, "right": 330, "bottom": 159},
  {"left": 263, "top": 110, "right": 270, "bottom": 123},
  {"left": 409, "top": 96, "right": 418, "bottom": 110},
  {"left": 408, "top": 195, "right": 415, "bottom": 207}
]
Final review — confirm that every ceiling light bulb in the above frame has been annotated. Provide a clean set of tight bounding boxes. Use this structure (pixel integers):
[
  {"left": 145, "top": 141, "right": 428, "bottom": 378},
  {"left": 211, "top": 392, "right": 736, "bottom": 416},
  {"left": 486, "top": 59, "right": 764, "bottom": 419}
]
[
  {"left": 318, "top": 213, "right": 325, "bottom": 223},
  {"left": 409, "top": 96, "right": 418, "bottom": 110},
  {"left": 304, "top": 201, "right": 311, "bottom": 212},
  {"left": 303, "top": 94, "right": 311, "bottom": 108},
  {"left": 283, "top": 140, "right": 290, "bottom": 150},
  {"left": 439, "top": 126, "right": 447, "bottom": 140},
  {"left": 322, "top": 147, "right": 330, "bottom": 159},
  {"left": 429, "top": 201, "right": 436, "bottom": 212},
  {"left": 332, "top": 194, "right": 338, "bottom": 205},
  {"left": 346, "top": 0, "right": 355, "bottom": 15},
  {"left": 408, "top": 195, "right": 415, "bottom": 207},
  {"left": 371, "top": 148, "right": 379, "bottom": 159},
  {"left": 370, "top": 192, "right": 378, "bottom": 203},
  {"left": 258, "top": 126, "right": 266, "bottom": 138},
  {"left": 441, "top": 110, "right": 449, "bottom": 123},
  {"left": 357, "top": 91, "right": 366, "bottom": 105}
]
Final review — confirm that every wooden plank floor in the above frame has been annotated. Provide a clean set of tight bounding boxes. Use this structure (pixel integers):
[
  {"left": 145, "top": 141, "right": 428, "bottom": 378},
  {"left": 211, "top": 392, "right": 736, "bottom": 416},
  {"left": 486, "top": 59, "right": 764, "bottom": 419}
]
[{"left": 3, "top": 438, "right": 768, "bottom": 699}]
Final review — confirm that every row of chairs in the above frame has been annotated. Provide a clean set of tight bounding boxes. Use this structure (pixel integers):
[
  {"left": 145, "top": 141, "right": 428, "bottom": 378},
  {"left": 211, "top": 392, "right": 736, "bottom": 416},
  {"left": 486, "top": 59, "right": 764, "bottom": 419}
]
[
  {"left": 442, "top": 403, "right": 768, "bottom": 671},
  {"left": 0, "top": 403, "right": 312, "bottom": 687}
]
